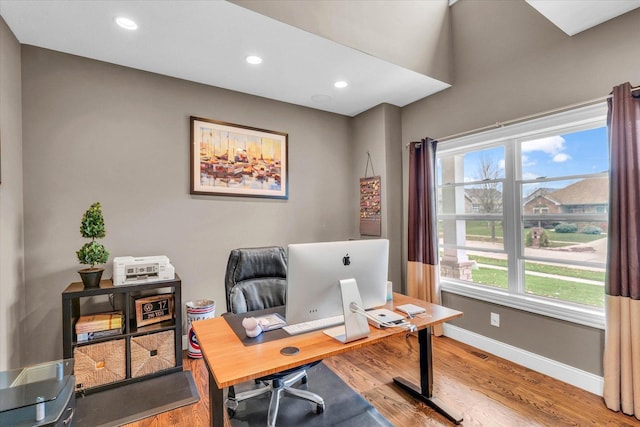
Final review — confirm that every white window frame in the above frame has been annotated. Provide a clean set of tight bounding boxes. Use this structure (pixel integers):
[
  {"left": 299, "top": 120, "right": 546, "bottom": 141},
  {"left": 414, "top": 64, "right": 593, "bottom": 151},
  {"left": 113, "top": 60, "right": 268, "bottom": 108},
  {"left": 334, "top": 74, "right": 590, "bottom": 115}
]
[{"left": 437, "top": 103, "right": 608, "bottom": 329}]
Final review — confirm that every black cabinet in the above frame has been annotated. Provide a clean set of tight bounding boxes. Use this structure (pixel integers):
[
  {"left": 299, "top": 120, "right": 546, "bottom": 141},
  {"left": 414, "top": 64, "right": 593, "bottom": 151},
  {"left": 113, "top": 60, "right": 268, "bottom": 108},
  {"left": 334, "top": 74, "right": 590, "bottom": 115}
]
[{"left": 62, "top": 275, "right": 182, "bottom": 394}]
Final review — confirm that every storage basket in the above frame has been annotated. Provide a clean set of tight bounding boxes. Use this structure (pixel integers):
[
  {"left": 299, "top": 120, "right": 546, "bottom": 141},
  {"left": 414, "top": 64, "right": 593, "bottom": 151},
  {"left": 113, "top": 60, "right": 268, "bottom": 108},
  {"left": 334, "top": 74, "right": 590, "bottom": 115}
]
[
  {"left": 74, "top": 339, "right": 126, "bottom": 390},
  {"left": 130, "top": 330, "right": 176, "bottom": 377}
]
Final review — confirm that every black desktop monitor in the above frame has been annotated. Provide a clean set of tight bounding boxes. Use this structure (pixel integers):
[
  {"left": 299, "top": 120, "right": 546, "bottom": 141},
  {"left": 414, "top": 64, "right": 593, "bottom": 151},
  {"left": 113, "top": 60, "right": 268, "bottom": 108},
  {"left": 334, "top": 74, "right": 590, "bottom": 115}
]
[{"left": 285, "top": 239, "right": 389, "bottom": 325}]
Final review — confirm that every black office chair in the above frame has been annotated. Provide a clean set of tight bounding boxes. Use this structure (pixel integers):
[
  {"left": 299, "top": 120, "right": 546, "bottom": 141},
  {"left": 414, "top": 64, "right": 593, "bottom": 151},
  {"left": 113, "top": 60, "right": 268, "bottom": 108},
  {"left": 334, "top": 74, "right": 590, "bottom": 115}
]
[{"left": 224, "top": 246, "right": 325, "bottom": 427}]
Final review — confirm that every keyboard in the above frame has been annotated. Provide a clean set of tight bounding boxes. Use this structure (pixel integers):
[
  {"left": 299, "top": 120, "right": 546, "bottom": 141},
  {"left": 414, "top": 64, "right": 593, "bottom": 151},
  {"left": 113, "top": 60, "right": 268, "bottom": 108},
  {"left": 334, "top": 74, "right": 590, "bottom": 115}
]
[{"left": 282, "top": 315, "right": 344, "bottom": 335}]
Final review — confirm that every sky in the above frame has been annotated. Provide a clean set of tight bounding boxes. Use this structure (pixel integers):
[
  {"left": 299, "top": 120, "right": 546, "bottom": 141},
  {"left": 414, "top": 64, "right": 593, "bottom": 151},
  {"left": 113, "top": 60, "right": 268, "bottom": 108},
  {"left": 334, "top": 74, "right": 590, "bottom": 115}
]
[
  {"left": 450, "top": 126, "right": 609, "bottom": 186},
  {"left": 520, "top": 126, "right": 608, "bottom": 180}
]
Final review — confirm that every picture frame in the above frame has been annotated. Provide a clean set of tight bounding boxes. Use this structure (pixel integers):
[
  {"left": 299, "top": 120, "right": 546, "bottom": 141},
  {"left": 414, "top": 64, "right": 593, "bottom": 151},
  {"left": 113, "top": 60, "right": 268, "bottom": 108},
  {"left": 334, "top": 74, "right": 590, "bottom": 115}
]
[
  {"left": 134, "top": 294, "right": 175, "bottom": 327},
  {"left": 190, "top": 116, "right": 288, "bottom": 199}
]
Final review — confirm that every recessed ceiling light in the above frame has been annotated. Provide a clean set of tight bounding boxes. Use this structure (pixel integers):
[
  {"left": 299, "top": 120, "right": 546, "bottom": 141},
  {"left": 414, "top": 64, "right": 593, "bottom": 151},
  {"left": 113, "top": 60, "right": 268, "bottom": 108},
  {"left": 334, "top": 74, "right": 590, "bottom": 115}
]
[
  {"left": 246, "top": 55, "right": 263, "bottom": 65},
  {"left": 334, "top": 81, "right": 348, "bottom": 89},
  {"left": 115, "top": 16, "right": 138, "bottom": 30}
]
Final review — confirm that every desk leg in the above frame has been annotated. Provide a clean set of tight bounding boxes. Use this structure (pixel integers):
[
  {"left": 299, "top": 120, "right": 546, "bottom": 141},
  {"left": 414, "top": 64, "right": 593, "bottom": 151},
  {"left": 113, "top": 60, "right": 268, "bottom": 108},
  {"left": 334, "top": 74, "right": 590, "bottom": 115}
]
[
  {"left": 209, "top": 370, "right": 224, "bottom": 427},
  {"left": 393, "top": 327, "right": 463, "bottom": 425}
]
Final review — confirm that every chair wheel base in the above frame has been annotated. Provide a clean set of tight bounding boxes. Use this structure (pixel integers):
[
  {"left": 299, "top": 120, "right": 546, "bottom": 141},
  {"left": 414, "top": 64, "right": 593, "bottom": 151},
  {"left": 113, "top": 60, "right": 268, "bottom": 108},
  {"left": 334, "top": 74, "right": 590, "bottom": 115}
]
[{"left": 226, "top": 398, "right": 239, "bottom": 418}]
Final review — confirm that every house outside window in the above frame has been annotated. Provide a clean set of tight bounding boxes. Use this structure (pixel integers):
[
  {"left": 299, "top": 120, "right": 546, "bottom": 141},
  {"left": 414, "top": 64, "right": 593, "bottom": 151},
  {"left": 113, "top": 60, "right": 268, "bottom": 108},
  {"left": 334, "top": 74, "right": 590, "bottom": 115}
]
[{"left": 436, "top": 104, "right": 608, "bottom": 328}]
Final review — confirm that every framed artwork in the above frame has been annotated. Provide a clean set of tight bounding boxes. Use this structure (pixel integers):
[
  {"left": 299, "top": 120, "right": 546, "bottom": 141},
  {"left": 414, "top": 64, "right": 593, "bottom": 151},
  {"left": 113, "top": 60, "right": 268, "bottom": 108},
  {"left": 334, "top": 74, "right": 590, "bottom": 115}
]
[{"left": 190, "top": 116, "right": 288, "bottom": 199}]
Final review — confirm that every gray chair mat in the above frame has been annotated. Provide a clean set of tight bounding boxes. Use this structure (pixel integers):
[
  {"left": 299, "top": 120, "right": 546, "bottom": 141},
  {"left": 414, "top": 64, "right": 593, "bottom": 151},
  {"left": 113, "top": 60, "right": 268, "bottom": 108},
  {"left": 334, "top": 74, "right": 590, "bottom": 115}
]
[
  {"left": 229, "top": 363, "right": 392, "bottom": 427},
  {"left": 74, "top": 370, "right": 199, "bottom": 427}
]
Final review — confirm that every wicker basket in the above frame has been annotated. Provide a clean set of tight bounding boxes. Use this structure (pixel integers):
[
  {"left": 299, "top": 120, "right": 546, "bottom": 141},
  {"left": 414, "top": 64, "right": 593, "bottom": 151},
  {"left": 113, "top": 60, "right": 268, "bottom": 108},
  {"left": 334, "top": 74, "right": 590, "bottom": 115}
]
[
  {"left": 130, "top": 331, "right": 176, "bottom": 378},
  {"left": 74, "top": 339, "right": 126, "bottom": 390}
]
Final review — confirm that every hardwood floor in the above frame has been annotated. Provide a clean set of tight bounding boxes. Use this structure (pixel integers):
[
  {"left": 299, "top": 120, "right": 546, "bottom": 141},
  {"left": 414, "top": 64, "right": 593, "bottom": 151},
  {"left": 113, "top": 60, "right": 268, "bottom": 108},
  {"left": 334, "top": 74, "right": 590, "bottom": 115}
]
[{"left": 124, "top": 335, "right": 638, "bottom": 426}]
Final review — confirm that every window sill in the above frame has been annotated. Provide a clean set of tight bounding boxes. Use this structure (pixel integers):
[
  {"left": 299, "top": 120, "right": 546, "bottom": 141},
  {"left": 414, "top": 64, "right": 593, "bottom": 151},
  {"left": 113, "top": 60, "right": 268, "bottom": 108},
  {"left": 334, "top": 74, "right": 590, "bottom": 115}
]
[{"left": 440, "top": 279, "right": 605, "bottom": 330}]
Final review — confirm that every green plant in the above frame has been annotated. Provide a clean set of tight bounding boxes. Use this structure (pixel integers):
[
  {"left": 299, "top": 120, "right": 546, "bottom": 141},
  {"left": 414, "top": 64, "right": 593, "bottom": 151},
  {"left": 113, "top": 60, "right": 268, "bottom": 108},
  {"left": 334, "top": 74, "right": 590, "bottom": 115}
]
[
  {"left": 554, "top": 223, "right": 578, "bottom": 233},
  {"left": 76, "top": 202, "right": 109, "bottom": 268},
  {"left": 582, "top": 225, "right": 602, "bottom": 235}
]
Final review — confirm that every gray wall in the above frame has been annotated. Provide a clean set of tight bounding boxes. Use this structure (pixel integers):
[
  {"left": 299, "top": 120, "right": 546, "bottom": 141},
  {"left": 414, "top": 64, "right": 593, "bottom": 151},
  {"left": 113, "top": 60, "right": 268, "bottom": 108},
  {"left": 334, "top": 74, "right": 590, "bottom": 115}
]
[
  {"left": 350, "top": 104, "right": 403, "bottom": 291},
  {"left": 0, "top": 16, "right": 24, "bottom": 371},
  {"left": 402, "top": 1, "right": 640, "bottom": 376},
  {"left": 383, "top": 105, "right": 403, "bottom": 293},
  {"left": 442, "top": 294, "right": 604, "bottom": 374},
  {"left": 20, "top": 46, "right": 360, "bottom": 365}
]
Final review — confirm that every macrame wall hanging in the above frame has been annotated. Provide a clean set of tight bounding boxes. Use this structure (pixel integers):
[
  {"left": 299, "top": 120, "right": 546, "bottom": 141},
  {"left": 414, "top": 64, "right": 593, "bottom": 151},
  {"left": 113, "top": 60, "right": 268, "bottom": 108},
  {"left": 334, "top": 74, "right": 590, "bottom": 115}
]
[{"left": 360, "top": 152, "right": 381, "bottom": 236}]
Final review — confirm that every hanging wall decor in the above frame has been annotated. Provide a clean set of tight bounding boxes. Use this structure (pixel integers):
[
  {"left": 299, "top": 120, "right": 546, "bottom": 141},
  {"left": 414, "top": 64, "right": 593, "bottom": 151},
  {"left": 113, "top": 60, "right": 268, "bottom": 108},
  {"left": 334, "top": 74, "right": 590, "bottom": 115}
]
[{"left": 360, "top": 152, "right": 381, "bottom": 236}]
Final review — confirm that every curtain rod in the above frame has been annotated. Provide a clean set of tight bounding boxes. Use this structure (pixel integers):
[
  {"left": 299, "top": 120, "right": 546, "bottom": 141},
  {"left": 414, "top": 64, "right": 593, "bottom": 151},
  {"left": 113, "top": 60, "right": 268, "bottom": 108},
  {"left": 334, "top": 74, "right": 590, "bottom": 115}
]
[{"left": 406, "top": 84, "right": 640, "bottom": 147}]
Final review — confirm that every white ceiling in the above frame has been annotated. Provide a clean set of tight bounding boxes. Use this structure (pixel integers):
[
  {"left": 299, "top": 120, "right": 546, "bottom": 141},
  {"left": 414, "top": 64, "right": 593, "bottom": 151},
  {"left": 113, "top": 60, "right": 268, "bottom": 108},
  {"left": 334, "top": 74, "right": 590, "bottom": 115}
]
[
  {"left": 1, "top": 1, "right": 638, "bottom": 117},
  {"left": 0, "top": 0, "right": 450, "bottom": 117},
  {"left": 526, "top": 0, "right": 640, "bottom": 36}
]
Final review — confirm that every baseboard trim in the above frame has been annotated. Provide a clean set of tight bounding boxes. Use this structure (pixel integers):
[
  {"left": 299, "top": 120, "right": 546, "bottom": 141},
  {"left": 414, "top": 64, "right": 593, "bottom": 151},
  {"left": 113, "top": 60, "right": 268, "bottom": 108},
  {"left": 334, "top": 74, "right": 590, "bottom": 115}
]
[{"left": 442, "top": 324, "right": 604, "bottom": 396}]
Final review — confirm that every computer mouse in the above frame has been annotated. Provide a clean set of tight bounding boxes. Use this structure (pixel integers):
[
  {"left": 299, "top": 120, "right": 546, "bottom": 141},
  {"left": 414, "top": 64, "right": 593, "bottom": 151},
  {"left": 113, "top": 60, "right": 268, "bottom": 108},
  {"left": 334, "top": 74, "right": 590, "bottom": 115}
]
[{"left": 242, "top": 317, "right": 263, "bottom": 338}]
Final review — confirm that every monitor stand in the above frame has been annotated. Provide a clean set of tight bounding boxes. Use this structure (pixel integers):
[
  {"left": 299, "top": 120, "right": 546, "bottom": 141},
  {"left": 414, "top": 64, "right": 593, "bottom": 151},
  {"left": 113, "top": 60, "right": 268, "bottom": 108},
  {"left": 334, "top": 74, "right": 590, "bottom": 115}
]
[{"left": 323, "top": 278, "right": 370, "bottom": 343}]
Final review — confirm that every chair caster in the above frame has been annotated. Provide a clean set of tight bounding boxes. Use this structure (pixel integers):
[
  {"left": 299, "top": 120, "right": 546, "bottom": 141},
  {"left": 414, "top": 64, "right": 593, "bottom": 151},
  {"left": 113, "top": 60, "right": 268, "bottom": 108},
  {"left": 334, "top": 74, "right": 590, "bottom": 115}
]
[
  {"left": 226, "top": 398, "right": 238, "bottom": 418},
  {"left": 316, "top": 403, "right": 325, "bottom": 414}
]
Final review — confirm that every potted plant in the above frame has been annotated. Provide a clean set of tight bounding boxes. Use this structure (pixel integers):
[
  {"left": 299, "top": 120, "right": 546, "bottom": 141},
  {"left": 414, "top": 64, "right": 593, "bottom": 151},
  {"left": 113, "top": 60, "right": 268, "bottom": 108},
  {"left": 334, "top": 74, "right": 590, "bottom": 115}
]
[{"left": 76, "top": 202, "right": 110, "bottom": 288}]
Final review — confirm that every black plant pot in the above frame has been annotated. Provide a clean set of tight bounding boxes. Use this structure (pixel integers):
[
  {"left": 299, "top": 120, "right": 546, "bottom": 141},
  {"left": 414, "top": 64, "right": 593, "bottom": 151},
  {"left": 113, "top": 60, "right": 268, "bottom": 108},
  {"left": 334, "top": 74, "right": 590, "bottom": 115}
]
[{"left": 79, "top": 268, "right": 104, "bottom": 288}]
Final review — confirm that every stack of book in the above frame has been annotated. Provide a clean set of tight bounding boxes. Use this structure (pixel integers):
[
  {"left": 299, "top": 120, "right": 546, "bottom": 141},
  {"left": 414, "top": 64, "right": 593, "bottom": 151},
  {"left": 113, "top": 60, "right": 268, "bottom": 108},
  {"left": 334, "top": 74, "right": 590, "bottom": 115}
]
[{"left": 75, "top": 311, "right": 124, "bottom": 342}]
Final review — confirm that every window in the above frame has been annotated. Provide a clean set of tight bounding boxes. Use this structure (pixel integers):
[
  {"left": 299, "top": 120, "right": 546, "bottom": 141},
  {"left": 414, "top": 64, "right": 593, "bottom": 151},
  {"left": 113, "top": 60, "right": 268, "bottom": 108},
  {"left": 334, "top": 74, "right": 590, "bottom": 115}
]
[{"left": 436, "top": 104, "right": 608, "bottom": 328}]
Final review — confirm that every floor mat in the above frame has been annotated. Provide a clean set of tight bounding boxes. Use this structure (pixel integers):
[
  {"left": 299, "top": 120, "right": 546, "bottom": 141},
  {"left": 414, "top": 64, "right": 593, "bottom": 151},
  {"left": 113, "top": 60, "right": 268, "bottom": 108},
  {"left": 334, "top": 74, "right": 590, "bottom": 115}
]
[
  {"left": 74, "top": 370, "right": 199, "bottom": 427},
  {"left": 229, "top": 363, "right": 392, "bottom": 427}
]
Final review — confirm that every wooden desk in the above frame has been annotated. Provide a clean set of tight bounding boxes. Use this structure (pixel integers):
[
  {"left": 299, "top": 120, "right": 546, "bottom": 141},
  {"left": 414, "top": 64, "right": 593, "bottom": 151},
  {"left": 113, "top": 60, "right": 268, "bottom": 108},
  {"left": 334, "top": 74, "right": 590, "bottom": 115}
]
[{"left": 192, "top": 293, "right": 463, "bottom": 427}]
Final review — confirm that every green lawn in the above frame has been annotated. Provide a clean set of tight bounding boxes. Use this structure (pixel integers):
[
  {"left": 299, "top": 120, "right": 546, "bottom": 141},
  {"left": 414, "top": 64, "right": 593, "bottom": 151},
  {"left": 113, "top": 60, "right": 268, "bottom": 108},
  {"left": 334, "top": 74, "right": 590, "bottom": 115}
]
[
  {"left": 542, "top": 230, "right": 605, "bottom": 244},
  {"left": 471, "top": 267, "right": 604, "bottom": 307},
  {"left": 468, "top": 255, "right": 605, "bottom": 282},
  {"left": 469, "top": 254, "right": 507, "bottom": 268},
  {"left": 466, "top": 221, "right": 504, "bottom": 238},
  {"left": 524, "top": 262, "right": 605, "bottom": 282}
]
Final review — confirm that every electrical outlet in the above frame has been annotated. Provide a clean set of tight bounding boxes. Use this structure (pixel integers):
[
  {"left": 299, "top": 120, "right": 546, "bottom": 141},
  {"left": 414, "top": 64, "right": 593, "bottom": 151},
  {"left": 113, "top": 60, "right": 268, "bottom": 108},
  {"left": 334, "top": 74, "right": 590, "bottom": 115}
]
[{"left": 490, "top": 312, "right": 500, "bottom": 327}]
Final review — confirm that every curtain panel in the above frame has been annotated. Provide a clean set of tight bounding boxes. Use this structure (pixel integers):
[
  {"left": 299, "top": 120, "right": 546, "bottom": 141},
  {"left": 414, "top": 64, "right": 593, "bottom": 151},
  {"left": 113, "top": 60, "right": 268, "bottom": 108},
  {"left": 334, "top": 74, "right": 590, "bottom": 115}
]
[
  {"left": 407, "top": 138, "right": 443, "bottom": 336},
  {"left": 603, "top": 82, "right": 640, "bottom": 418}
]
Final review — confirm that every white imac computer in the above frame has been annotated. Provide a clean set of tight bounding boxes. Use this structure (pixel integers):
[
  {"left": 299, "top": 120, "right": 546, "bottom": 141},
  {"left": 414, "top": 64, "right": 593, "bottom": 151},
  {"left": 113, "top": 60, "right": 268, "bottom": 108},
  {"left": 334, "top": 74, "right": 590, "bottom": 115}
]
[{"left": 285, "top": 239, "right": 389, "bottom": 329}]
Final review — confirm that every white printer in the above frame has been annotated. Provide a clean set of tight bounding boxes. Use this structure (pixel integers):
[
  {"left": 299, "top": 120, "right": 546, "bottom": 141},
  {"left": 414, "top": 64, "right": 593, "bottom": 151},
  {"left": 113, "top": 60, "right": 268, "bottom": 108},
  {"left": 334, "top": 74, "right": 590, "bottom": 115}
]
[{"left": 113, "top": 255, "right": 175, "bottom": 286}]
